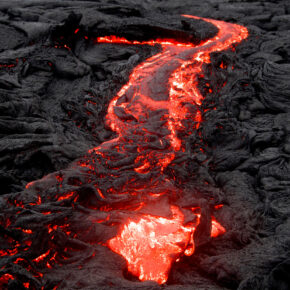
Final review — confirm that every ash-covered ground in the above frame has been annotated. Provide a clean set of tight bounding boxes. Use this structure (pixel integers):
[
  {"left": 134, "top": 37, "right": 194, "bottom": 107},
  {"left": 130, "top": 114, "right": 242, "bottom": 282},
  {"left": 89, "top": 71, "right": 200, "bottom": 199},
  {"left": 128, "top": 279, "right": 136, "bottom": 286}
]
[{"left": 0, "top": 0, "right": 290, "bottom": 289}]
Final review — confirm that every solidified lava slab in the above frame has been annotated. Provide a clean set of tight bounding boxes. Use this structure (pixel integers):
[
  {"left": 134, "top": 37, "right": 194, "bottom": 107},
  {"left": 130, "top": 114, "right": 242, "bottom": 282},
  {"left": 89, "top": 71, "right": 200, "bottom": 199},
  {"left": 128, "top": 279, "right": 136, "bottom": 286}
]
[{"left": 1, "top": 1, "right": 290, "bottom": 290}]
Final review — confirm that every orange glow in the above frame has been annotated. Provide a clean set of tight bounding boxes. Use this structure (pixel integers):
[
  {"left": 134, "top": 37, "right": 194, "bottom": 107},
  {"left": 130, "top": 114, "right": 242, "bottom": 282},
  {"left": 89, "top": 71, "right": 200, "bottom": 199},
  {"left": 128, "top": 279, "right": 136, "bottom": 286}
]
[
  {"left": 33, "top": 250, "right": 50, "bottom": 262},
  {"left": 96, "top": 35, "right": 194, "bottom": 47},
  {"left": 25, "top": 181, "right": 34, "bottom": 189},
  {"left": 57, "top": 191, "right": 74, "bottom": 201},
  {"left": 15, "top": 228, "right": 33, "bottom": 234},
  {"left": 0, "top": 274, "right": 14, "bottom": 285},
  {"left": 41, "top": 211, "right": 52, "bottom": 215},
  {"left": 211, "top": 217, "right": 226, "bottom": 238}
]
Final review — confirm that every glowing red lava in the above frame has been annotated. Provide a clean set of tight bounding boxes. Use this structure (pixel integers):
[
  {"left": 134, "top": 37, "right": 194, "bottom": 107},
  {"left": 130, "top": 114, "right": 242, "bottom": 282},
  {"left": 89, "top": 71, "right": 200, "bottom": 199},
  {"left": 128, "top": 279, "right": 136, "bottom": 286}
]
[
  {"left": 0, "top": 15, "right": 248, "bottom": 288},
  {"left": 108, "top": 207, "right": 225, "bottom": 284},
  {"left": 88, "top": 15, "right": 248, "bottom": 284}
]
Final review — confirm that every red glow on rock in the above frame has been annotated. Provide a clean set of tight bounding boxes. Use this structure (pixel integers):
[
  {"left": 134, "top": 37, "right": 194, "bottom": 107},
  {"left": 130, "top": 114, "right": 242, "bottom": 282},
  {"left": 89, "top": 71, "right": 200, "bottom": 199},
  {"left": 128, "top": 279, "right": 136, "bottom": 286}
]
[
  {"left": 211, "top": 217, "right": 226, "bottom": 238},
  {"left": 220, "top": 61, "right": 227, "bottom": 69},
  {"left": 33, "top": 250, "right": 50, "bottom": 263},
  {"left": 0, "top": 274, "right": 14, "bottom": 286},
  {"left": 57, "top": 191, "right": 74, "bottom": 201},
  {"left": 48, "top": 225, "right": 58, "bottom": 233},
  {"left": 96, "top": 35, "right": 194, "bottom": 47},
  {"left": 0, "top": 59, "right": 18, "bottom": 69},
  {"left": 15, "top": 228, "right": 33, "bottom": 234},
  {"left": 0, "top": 248, "right": 18, "bottom": 257},
  {"left": 25, "top": 181, "right": 34, "bottom": 189},
  {"left": 24, "top": 240, "right": 32, "bottom": 246},
  {"left": 41, "top": 211, "right": 52, "bottom": 215},
  {"left": 14, "top": 257, "right": 24, "bottom": 264},
  {"left": 97, "top": 188, "right": 105, "bottom": 199},
  {"left": 29, "top": 195, "right": 41, "bottom": 205}
]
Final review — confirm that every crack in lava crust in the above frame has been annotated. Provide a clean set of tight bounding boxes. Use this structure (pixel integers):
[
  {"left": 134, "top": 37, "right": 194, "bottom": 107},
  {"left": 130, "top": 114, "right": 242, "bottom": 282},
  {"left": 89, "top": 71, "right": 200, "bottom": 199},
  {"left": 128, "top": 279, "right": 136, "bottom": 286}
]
[{"left": 0, "top": 15, "right": 248, "bottom": 288}]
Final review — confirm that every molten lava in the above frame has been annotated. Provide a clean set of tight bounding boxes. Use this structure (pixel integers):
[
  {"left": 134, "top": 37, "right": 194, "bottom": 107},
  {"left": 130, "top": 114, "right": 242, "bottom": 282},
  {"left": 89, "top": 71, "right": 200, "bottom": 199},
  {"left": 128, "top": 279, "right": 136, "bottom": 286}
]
[
  {"left": 0, "top": 15, "right": 248, "bottom": 288},
  {"left": 109, "top": 206, "right": 193, "bottom": 284},
  {"left": 91, "top": 15, "right": 247, "bottom": 283},
  {"left": 108, "top": 207, "right": 225, "bottom": 284}
]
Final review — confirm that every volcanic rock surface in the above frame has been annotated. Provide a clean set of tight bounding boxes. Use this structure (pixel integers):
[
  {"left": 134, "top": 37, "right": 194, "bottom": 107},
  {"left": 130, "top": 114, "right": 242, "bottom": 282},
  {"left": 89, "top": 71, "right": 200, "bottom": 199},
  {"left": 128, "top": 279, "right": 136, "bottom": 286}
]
[{"left": 0, "top": 0, "right": 290, "bottom": 289}]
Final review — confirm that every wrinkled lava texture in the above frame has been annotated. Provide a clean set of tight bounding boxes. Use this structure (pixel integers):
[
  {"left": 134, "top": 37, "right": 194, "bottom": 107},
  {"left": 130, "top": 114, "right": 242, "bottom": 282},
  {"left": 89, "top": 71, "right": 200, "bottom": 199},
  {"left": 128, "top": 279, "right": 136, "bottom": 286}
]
[{"left": 1, "top": 0, "right": 290, "bottom": 289}]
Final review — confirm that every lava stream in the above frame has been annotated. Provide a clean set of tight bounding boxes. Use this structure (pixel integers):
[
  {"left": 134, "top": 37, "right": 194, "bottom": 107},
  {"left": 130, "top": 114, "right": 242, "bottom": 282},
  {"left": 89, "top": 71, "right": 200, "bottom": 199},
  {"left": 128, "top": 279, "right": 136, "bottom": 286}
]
[
  {"left": 89, "top": 15, "right": 248, "bottom": 284},
  {"left": 0, "top": 15, "right": 248, "bottom": 288}
]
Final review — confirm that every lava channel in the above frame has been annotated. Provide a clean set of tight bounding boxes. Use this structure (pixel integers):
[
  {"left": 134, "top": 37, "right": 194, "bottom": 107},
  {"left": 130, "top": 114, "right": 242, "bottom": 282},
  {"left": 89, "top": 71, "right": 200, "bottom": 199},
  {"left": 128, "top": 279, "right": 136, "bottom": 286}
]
[
  {"left": 87, "top": 15, "right": 248, "bottom": 284},
  {"left": 0, "top": 15, "right": 248, "bottom": 287}
]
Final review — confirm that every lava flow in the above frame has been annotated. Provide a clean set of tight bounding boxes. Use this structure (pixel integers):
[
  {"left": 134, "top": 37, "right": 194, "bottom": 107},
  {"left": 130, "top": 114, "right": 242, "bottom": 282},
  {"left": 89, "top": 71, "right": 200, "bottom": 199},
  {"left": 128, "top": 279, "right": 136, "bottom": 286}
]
[
  {"left": 88, "top": 15, "right": 248, "bottom": 283},
  {"left": 0, "top": 15, "right": 248, "bottom": 288}
]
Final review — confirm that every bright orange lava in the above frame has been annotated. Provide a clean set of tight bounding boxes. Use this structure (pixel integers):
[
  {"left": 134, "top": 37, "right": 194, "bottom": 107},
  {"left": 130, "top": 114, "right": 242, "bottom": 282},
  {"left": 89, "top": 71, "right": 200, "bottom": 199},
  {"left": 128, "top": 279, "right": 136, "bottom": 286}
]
[
  {"left": 108, "top": 207, "right": 225, "bottom": 284},
  {"left": 91, "top": 15, "right": 248, "bottom": 284},
  {"left": 0, "top": 15, "right": 248, "bottom": 288},
  {"left": 109, "top": 206, "right": 193, "bottom": 284}
]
